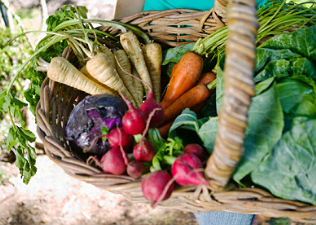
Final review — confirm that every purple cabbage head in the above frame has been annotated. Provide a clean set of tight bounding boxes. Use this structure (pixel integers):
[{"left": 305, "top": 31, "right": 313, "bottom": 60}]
[{"left": 65, "top": 94, "right": 128, "bottom": 159}]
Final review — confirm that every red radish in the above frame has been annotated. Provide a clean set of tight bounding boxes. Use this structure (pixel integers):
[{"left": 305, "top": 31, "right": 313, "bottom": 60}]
[
  {"left": 133, "top": 139, "right": 156, "bottom": 162},
  {"left": 87, "top": 146, "right": 127, "bottom": 175},
  {"left": 127, "top": 160, "right": 144, "bottom": 179},
  {"left": 141, "top": 170, "right": 175, "bottom": 208},
  {"left": 120, "top": 91, "right": 147, "bottom": 135},
  {"left": 107, "top": 127, "right": 134, "bottom": 152},
  {"left": 171, "top": 153, "right": 209, "bottom": 186},
  {"left": 183, "top": 143, "right": 208, "bottom": 162},
  {"left": 140, "top": 92, "right": 164, "bottom": 128},
  {"left": 117, "top": 63, "right": 164, "bottom": 127}
]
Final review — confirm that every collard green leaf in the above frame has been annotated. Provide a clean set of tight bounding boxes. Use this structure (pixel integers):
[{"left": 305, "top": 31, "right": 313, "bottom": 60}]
[
  {"left": 251, "top": 117, "right": 316, "bottom": 205},
  {"left": 276, "top": 76, "right": 316, "bottom": 118},
  {"left": 260, "top": 25, "right": 316, "bottom": 64},
  {"left": 255, "top": 48, "right": 301, "bottom": 74},
  {"left": 291, "top": 58, "right": 316, "bottom": 80},
  {"left": 255, "top": 57, "right": 316, "bottom": 83},
  {"left": 233, "top": 80, "right": 284, "bottom": 184},
  {"left": 162, "top": 42, "right": 195, "bottom": 65},
  {"left": 255, "top": 76, "right": 275, "bottom": 95},
  {"left": 197, "top": 117, "right": 218, "bottom": 154},
  {"left": 168, "top": 109, "right": 206, "bottom": 146},
  {"left": 169, "top": 108, "right": 200, "bottom": 134},
  {"left": 255, "top": 59, "right": 291, "bottom": 82}
]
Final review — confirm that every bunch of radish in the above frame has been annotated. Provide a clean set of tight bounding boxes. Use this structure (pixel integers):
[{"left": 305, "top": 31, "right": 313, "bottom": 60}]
[{"left": 86, "top": 85, "right": 210, "bottom": 207}]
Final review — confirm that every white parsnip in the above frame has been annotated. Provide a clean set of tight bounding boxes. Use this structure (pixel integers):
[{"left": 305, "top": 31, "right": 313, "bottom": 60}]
[
  {"left": 80, "top": 65, "right": 117, "bottom": 94},
  {"left": 85, "top": 47, "right": 137, "bottom": 106},
  {"left": 131, "top": 65, "right": 144, "bottom": 104},
  {"left": 120, "top": 31, "right": 152, "bottom": 97},
  {"left": 142, "top": 43, "right": 162, "bottom": 102},
  {"left": 114, "top": 49, "right": 142, "bottom": 107},
  {"left": 47, "top": 57, "right": 116, "bottom": 96}
]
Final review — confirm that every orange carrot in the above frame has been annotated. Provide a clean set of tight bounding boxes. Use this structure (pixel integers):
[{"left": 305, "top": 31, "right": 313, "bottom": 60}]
[
  {"left": 160, "top": 51, "right": 203, "bottom": 110},
  {"left": 198, "top": 71, "right": 216, "bottom": 85},
  {"left": 190, "top": 100, "right": 207, "bottom": 114},
  {"left": 169, "top": 62, "right": 178, "bottom": 79},
  {"left": 161, "top": 84, "right": 211, "bottom": 125}
]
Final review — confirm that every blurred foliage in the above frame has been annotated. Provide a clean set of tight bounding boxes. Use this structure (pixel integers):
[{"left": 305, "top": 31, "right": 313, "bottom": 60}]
[{"left": 0, "top": 6, "right": 33, "bottom": 153}]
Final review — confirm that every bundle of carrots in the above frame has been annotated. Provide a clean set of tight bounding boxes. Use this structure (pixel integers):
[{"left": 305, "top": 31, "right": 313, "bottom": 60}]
[{"left": 157, "top": 51, "right": 217, "bottom": 138}]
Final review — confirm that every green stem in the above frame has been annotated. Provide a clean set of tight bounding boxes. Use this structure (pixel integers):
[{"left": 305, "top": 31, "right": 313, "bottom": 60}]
[
  {"left": 7, "top": 94, "right": 17, "bottom": 133},
  {"left": 52, "top": 18, "right": 152, "bottom": 44},
  {"left": 6, "top": 34, "right": 68, "bottom": 94},
  {"left": 207, "top": 79, "right": 217, "bottom": 91},
  {"left": 163, "top": 155, "right": 177, "bottom": 165}
]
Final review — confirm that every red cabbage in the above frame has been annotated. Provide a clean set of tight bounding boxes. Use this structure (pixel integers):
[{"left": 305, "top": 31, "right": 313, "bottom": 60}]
[{"left": 65, "top": 94, "right": 128, "bottom": 159}]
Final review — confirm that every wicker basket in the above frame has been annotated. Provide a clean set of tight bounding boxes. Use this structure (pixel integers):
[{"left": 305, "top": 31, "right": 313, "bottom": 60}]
[{"left": 36, "top": 0, "right": 316, "bottom": 223}]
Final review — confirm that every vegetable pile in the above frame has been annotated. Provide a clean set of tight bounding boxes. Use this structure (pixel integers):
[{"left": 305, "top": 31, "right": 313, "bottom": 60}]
[{"left": 2, "top": 0, "right": 316, "bottom": 207}]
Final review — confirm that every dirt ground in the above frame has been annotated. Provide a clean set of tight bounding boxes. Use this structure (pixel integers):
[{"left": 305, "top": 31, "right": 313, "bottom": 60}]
[{"left": 0, "top": 156, "right": 198, "bottom": 225}]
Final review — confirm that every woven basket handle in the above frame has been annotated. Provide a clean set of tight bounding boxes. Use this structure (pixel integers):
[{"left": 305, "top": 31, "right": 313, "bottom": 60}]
[{"left": 205, "top": 0, "right": 259, "bottom": 189}]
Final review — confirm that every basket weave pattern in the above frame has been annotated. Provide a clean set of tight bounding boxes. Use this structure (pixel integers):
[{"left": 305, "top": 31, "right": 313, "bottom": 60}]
[
  {"left": 36, "top": 0, "right": 316, "bottom": 223},
  {"left": 101, "top": 0, "right": 228, "bottom": 47}
]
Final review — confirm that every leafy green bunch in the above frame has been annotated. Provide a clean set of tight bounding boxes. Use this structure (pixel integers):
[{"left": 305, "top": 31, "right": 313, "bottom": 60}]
[{"left": 0, "top": 5, "right": 87, "bottom": 184}]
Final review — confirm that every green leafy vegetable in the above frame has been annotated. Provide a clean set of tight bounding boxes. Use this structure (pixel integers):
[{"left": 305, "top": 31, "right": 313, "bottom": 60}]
[
  {"left": 232, "top": 25, "right": 316, "bottom": 202},
  {"left": 252, "top": 117, "right": 316, "bottom": 205},
  {"left": 162, "top": 42, "right": 195, "bottom": 65},
  {"left": 1, "top": 6, "right": 88, "bottom": 184},
  {"left": 233, "top": 79, "right": 284, "bottom": 184},
  {"left": 147, "top": 128, "right": 183, "bottom": 172},
  {"left": 276, "top": 75, "right": 316, "bottom": 118}
]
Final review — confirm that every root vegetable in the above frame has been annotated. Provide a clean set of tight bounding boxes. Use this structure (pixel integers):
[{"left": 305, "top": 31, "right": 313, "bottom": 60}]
[
  {"left": 160, "top": 51, "right": 203, "bottom": 110},
  {"left": 161, "top": 84, "right": 212, "bottom": 125},
  {"left": 127, "top": 160, "right": 144, "bottom": 179},
  {"left": 85, "top": 48, "right": 136, "bottom": 106},
  {"left": 142, "top": 42, "right": 163, "bottom": 102},
  {"left": 198, "top": 71, "right": 217, "bottom": 86},
  {"left": 120, "top": 31, "right": 153, "bottom": 97},
  {"left": 141, "top": 170, "right": 175, "bottom": 208},
  {"left": 171, "top": 153, "right": 209, "bottom": 186},
  {"left": 169, "top": 62, "right": 178, "bottom": 79},
  {"left": 46, "top": 57, "right": 116, "bottom": 96},
  {"left": 120, "top": 91, "right": 147, "bottom": 135},
  {"left": 106, "top": 127, "right": 134, "bottom": 152},
  {"left": 133, "top": 139, "right": 156, "bottom": 162},
  {"left": 114, "top": 49, "right": 142, "bottom": 107},
  {"left": 131, "top": 66, "right": 145, "bottom": 104},
  {"left": 117, "top": 62, "right": 164, "bottom": 128},
  {"left": 183, "top": 143, "right": 208, "bottom": 163},
  {"left": 87, "top": 147, "right": 128, "bottom": 175}
]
